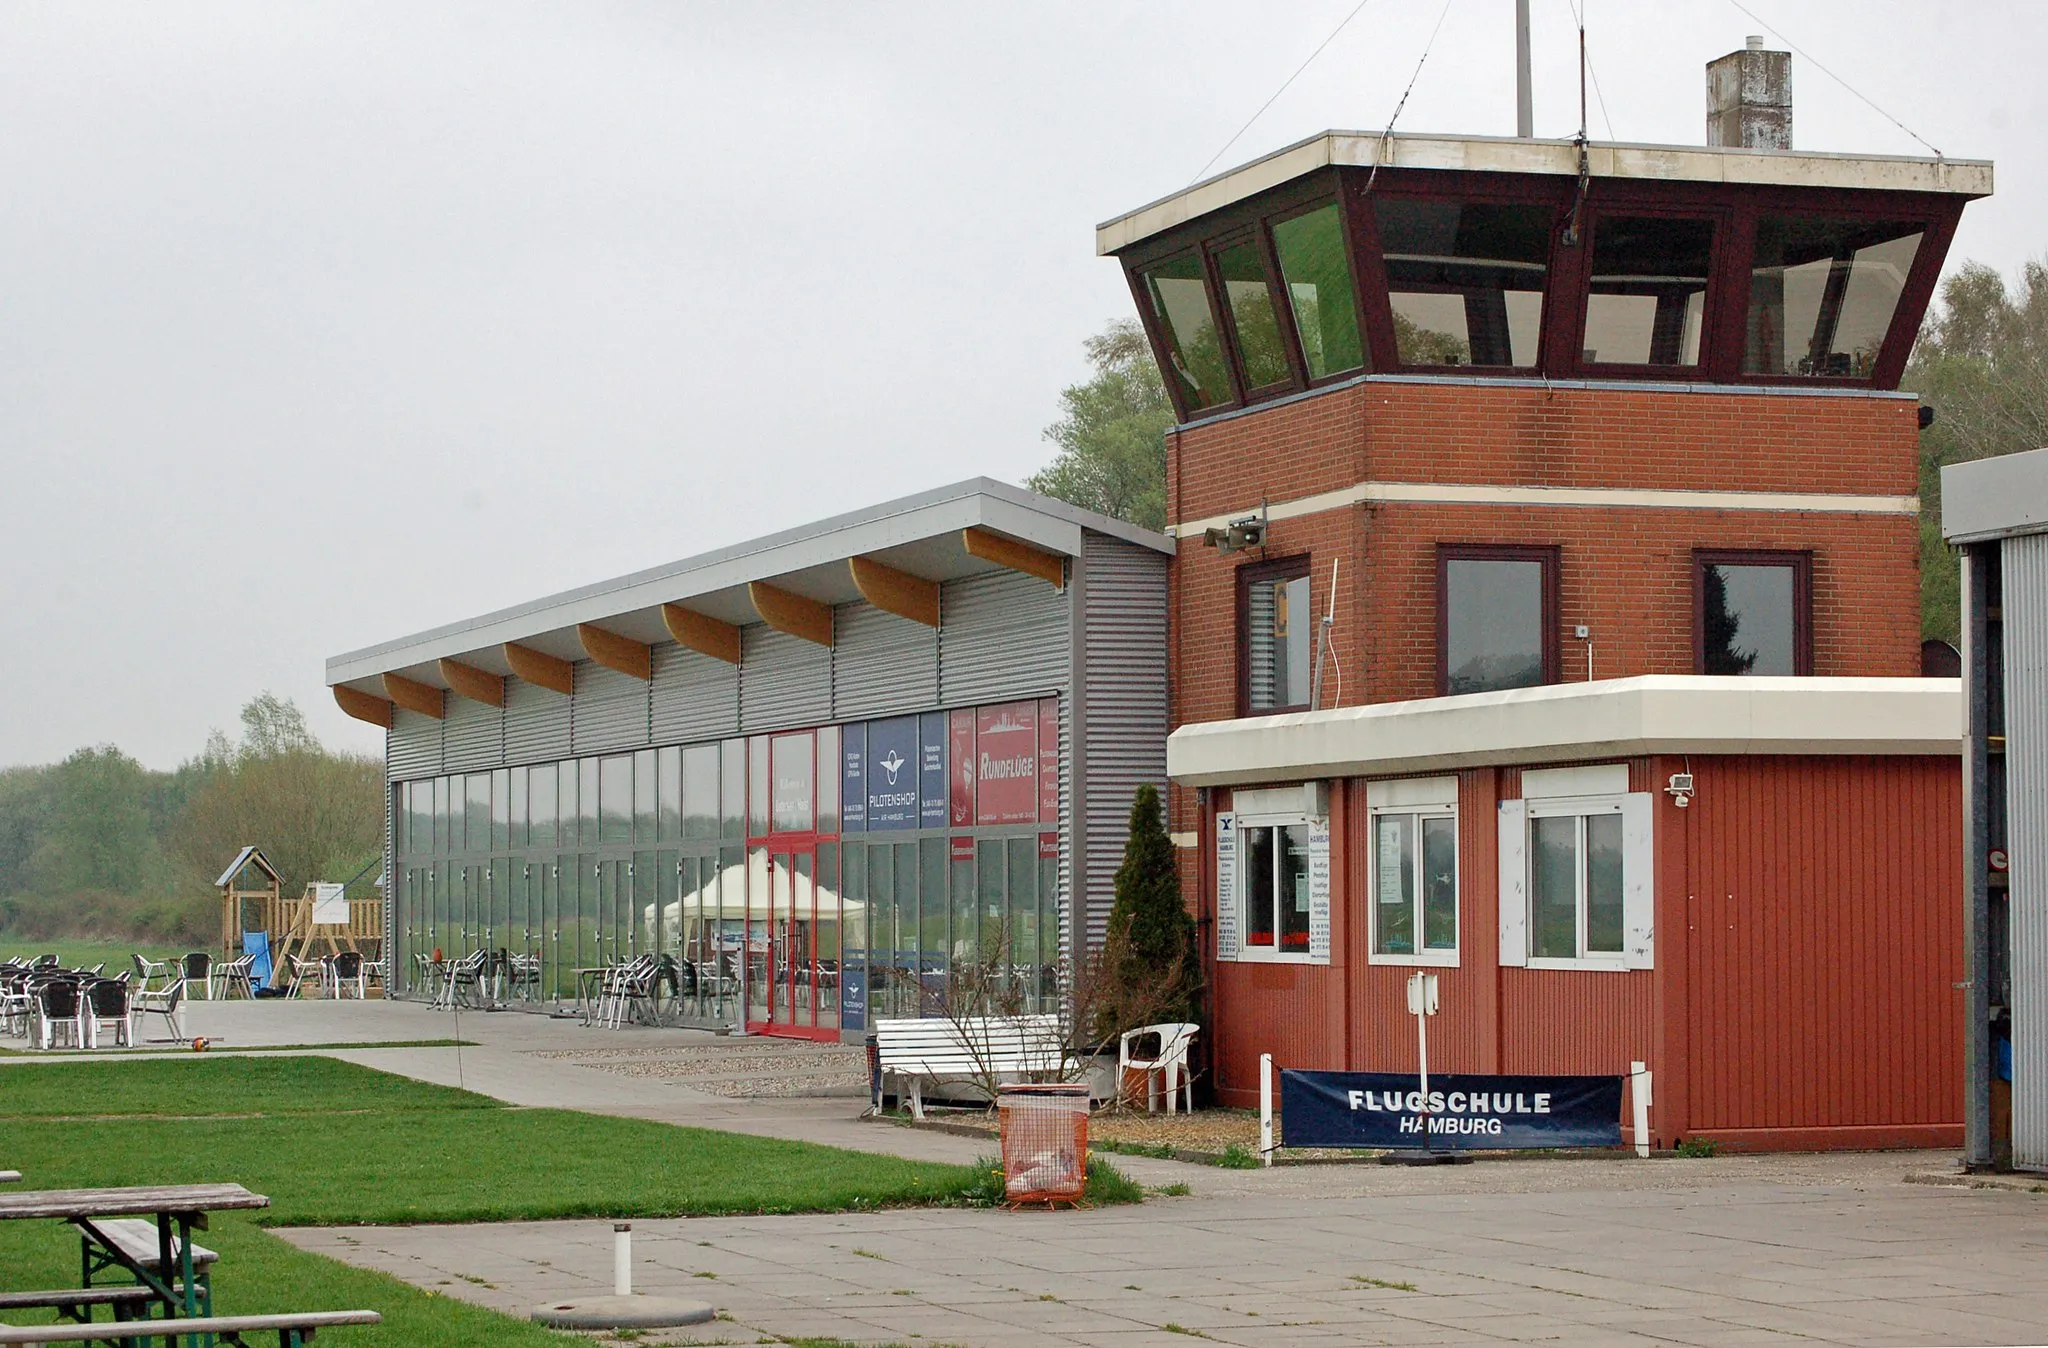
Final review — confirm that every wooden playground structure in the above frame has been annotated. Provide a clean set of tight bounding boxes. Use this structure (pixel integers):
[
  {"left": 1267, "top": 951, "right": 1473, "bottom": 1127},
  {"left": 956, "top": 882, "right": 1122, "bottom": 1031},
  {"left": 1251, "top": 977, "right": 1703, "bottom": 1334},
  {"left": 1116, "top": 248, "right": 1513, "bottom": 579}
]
[{"left": 216, "top": 846, "right": 383, "bottom": 988}]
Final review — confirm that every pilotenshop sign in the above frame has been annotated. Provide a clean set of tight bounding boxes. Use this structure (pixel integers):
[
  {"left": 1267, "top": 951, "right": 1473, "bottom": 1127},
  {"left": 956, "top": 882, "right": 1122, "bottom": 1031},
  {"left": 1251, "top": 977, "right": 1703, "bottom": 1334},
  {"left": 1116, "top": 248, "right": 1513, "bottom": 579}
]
[{"left": 1281, "top": 1070, "right": 1623, "bottom": 1150}]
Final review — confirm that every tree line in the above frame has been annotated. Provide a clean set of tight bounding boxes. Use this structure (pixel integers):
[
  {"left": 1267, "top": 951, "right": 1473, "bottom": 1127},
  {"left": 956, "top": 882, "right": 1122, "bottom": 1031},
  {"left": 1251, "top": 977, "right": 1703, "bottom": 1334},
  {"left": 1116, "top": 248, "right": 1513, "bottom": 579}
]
[
  {"left": 0, "top": 694, "right": 383, "bottom": 946},
  {"left": 1029, "top": 258, "right": 2048, "bottom": 645}
]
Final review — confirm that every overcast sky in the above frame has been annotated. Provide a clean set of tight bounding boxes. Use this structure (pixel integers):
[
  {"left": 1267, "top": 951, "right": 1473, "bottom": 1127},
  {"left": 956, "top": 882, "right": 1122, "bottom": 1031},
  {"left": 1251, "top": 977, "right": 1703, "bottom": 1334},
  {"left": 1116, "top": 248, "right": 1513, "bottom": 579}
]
[{"left": 3, "top": 1, "right": 2039, "bottom": 770}]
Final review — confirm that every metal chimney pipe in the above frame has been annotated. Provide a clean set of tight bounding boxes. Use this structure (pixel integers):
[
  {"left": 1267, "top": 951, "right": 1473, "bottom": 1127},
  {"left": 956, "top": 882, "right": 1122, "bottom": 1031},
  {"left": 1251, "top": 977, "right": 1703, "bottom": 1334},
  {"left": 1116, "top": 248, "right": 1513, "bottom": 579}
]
[{"left": 1515, "top": 0, "right": 1534, "bottom": 137}]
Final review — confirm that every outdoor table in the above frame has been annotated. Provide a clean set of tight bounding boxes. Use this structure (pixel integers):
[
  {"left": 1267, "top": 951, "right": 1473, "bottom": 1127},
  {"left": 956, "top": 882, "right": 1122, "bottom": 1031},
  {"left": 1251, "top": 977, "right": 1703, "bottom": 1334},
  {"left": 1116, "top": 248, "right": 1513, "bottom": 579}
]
[
  {"left": 0, "top": 1182, "right": 268, "bottom": 1329},
  {"left": 573, "top": 966, "right": 609, "bottom": 1023}
]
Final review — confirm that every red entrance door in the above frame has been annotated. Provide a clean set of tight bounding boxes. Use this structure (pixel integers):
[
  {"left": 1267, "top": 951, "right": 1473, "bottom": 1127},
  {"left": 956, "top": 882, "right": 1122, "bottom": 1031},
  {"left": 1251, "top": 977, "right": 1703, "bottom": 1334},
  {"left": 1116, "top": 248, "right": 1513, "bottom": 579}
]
[{"left": 754, "top": 847, "right": 838, "bottom": 1041}]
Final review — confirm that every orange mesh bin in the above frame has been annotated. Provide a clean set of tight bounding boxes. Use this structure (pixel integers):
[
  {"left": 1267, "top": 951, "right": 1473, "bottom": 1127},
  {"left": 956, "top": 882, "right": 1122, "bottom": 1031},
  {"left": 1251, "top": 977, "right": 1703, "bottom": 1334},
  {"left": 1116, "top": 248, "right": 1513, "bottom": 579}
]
[{"left": 997, "top": 1083, "right": 1090, "bottom": 1204}]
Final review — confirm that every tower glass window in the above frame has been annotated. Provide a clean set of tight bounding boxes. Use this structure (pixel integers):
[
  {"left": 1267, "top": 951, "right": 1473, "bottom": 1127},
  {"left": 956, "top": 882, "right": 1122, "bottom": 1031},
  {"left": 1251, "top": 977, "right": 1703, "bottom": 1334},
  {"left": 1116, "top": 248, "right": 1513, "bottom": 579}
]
[
  {"left": 1439, "top": 546, "right": 1556, "bottom": 695},
  {"left": 1375, "top": 198, "right": 1551, "bottom": 367},
  {"left": 1140, "top": 254, "right": 1230, "bottom": 411},
  {"left": 1745, "top": 217, "right": 1924, "bottom": 378},
  {"left": 1584, "top": 216, "right": 1715, "bottom": 366},
  {"left": 1272, "top": 203, "right": 1366, "bottom": 379},
  {"left": 1214, "top": 238, "right": 1292, "bottom": 390},
  {"left": 1695, "top": 550, "right": 1812, "bottom": 675}
]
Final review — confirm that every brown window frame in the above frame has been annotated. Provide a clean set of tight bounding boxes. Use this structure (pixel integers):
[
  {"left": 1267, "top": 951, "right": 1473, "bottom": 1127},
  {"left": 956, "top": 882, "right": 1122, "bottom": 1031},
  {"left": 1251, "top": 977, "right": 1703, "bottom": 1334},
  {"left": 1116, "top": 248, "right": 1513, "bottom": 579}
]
[
  {"left": 1436, "top": 543, "right": 1561, "bottom": 697},
  {"left": 1692, "top": 549, "right": 1813, "bottom": 676},
  {"left": 1236, "top": 553, "right": 1314, "bottom": 717}
]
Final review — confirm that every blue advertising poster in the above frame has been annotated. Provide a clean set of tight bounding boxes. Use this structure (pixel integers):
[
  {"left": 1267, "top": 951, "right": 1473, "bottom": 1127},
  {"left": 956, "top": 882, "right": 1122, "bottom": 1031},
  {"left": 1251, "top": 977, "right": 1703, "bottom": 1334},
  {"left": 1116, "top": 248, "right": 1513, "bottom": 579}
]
[
  {"left": 1281, "top": 1070, "right": 1624, "bottom": 1150},
  {"left": 918, "top": 711, "right": 948, "bottom": 829},
  {"left": 840, "top": 722, "right": 865, "bottom": 832},
  {"left": 839, "top": 959, "right": 867, "bottom": 1031},
  {"left": 866, "top": 716, "right": 919, "bottom": 830}
]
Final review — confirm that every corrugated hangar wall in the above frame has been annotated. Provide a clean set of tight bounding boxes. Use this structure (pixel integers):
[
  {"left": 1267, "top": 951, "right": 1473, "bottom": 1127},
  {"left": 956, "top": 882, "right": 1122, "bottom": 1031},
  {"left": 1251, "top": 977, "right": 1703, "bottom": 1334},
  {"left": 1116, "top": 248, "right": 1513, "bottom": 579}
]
[
  {"left": 1078, "top": 534, "right": 1170, "bottom": 945},
  {"left": 2006, "top": 534, "right": 2048, "bottom": 1169}
]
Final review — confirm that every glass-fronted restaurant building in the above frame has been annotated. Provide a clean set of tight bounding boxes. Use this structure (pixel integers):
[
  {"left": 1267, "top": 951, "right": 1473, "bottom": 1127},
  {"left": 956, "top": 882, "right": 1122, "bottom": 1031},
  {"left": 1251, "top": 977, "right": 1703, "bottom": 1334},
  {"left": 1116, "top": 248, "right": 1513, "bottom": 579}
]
[{"left": 325, "top": 480, "right": 1170, "bottom": 1040}]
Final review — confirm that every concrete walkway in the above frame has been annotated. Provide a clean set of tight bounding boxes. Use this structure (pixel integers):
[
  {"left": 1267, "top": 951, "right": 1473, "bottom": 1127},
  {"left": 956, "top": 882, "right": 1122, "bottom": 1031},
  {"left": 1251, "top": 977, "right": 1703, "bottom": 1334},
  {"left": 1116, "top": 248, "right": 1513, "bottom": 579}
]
[{"left": 27, "top": 998, "right": 2048, "bottom": 1344}]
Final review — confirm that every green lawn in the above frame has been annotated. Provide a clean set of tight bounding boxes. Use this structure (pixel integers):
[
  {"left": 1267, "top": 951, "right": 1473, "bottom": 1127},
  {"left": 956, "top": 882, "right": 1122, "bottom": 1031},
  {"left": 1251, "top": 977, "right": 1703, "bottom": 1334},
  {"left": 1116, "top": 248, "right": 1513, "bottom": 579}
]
[
  {"left": 0, "top": 938, "right": 191, "bottom": 973},
  {"left": 0, "top": 1055, "right": 993, "bottom": 1346}
]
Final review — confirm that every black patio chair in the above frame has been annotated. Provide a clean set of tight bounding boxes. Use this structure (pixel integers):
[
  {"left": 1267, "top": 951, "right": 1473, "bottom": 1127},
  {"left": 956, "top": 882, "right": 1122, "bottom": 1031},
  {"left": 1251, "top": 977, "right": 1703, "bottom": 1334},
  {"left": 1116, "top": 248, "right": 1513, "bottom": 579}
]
[
  {"left": 82, "top": 978, "right": 132, "bottom": 1048},
  {"left": 33, "top": 980, "right": 83, "bottom": 1050},
  {"left": 181, "top": 951, "right": 213, "bottom": 1000}
]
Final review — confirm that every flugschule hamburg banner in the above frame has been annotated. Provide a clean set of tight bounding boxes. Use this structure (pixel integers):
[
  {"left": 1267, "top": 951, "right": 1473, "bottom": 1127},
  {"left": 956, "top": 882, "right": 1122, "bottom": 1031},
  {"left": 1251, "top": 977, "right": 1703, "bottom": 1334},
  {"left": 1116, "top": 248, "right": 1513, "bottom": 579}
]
[{"left": 1281, "top": 1070, "right": 1624, "bottom": 1150}]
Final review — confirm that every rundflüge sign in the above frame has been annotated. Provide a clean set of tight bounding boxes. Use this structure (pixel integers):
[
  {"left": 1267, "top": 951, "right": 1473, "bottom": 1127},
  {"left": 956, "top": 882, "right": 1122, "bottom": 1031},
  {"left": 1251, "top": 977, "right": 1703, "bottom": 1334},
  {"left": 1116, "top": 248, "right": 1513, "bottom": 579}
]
[{"left": 1281, "top": 1070, "right": 1623, "bottom": 1150}]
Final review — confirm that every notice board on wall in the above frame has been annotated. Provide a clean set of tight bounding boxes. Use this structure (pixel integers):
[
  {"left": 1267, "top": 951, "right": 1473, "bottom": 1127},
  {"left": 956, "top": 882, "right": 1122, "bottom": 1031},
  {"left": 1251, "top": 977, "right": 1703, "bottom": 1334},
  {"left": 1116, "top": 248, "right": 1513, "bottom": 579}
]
[{"left": 1281, "top": 1070, "right": 1624, "bottom": 1150}]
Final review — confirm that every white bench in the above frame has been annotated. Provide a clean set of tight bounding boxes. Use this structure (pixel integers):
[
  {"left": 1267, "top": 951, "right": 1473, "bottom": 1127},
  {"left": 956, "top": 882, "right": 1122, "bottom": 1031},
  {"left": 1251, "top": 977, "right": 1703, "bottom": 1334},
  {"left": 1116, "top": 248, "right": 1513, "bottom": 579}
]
[{"left": 873, "top": 1014, "right": 1069, "bottom": 1120}]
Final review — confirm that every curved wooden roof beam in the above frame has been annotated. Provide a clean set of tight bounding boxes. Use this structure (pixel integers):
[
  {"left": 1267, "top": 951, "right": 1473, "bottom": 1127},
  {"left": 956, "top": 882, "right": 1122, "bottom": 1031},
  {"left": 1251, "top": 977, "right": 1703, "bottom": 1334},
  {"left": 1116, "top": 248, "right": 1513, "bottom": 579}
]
[
  {"left": 963, "top": 527, "right": 1065, "bottom": 590},
  {"left": 333, "top": 685, "right": 394, "bottom": 729},
  {"left": 382, "top": 672, "right": 445, "bottom": 720},
  {"left": 578, "top": 623, "right": 651, "bottom": 680},
  {"left": 850, "top": 556, "right": 941, "bottom": 628},
  {"left": 503, "top": 643, "right": 574, "bottom": 695},
  {"left": 438, "top": 659, "right": 506, "bottom": 708},
  {"left": 749, "top": 582, "right": 834, "bottom": 646},
  {"left": 662, "top": 603, "right": 743, "bottom": 664}
]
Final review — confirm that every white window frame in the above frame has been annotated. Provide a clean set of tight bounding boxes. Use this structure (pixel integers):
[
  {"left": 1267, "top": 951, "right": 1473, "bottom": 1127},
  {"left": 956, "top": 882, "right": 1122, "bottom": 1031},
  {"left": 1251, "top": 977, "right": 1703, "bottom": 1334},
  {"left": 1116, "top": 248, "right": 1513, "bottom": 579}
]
[
  {"left": 1499, "top": 783, "right": 1654, "bottom": 973},
  {"left": 1232, "top": 801, "right": 1323, "bottom": 965},
  {"left": 1367, "top": 777, "right": 1459, "bottom": 967}
]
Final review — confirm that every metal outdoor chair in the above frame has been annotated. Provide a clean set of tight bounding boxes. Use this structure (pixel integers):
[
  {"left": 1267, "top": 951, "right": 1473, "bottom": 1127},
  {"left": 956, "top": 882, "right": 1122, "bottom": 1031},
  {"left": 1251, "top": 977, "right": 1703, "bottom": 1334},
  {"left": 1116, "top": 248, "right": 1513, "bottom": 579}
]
[
  {"left": 81, "top": 978, "right": 133, "bottom": 1049},
  {"left": 33, "top": 980, "right": 84, "bottom": 1050},
  {"left": 212, "top": 953, "right": 257, "bottom": 1001},
  {"left": 134, "top": 976, "right": 187, "bottom": 1042},
  {"left": 435, "top": 950, "right": 488, "bottom": 1010},
  {"left": 131, "top": 952, "right": 169, "bottom": 992},
  {"left": 181, "top": 952, "right": 213, "bottom": 1000},
  {"left": 285, "top": 955, "right": 324, "bottom": 999}
]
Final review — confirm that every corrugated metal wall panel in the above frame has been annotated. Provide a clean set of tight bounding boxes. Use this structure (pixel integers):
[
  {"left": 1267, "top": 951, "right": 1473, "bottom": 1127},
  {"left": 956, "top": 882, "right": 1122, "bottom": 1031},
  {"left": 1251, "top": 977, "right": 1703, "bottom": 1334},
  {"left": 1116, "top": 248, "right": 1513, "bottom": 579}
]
[
  {"left": 570, "top": 662, "right": 650, "bottom": 754},
  {"left": 1499, "top": 969, "right": 1655, "bottom": 1073},
  {"left": 651, "top": 643, "right": 740, "bottom": 744},
  {"left": 1684, "top": 754, "right": 1963, "bottom": 1138},
  {"left": 440, "top": 693, "right": 503, "bottom": 774},
  {"left": 832, "top": 602, "right": 938, "bottom": 722},
  {"left": 387, "top": 709, "right": 441, "bottom": 780},
  {"left": 940, "top": 568, "right": 1068, "bottom": 707},
  {"left": 739, "top": 626, "right": 831, "bottom": 733},
  {"left": 504, "top": 677, "right": 571, "bottom": 765},
  {"left": 2005, "top": 535, "right": 2048, "bottom": 1167},
  {"left": 1078, "top": 536, "right": 1168, "bottom": 947},
  {"left": 1210, "top": 961, "right": 1348, "bottom": 1105}
]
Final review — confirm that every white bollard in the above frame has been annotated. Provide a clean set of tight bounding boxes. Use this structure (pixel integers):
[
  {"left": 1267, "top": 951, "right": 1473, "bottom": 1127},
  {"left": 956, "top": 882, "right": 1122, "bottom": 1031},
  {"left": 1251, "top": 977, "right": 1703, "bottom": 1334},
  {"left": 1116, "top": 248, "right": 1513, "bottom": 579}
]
[
  {"left": 1259, "top": 1052, "right": 1274, "bottom": 1167},
  {"left": 1630, "top": 1061, "right": 1653, "bottom": 1159},
  {"left": 614, "top": 1222, "right": 632, "bottom": 1296}
]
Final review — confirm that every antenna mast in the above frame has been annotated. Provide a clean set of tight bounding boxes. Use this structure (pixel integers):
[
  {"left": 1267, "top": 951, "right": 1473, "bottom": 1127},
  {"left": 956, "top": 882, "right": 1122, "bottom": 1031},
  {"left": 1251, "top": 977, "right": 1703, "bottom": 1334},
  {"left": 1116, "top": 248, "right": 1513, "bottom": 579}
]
[{"left": 1515, "top": 0, "right": 1533, "bottom": 137}]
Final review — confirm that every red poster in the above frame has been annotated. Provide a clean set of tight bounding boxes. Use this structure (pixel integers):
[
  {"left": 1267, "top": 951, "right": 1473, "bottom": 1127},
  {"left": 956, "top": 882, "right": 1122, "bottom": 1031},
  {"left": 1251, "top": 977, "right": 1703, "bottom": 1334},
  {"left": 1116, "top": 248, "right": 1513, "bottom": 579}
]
[
  {"left": 950, "top": 835, "right": 975, "bottom": 862},
  {"left": 948, "top": 709, "right": 976, "bottom": 827},
  {"left": 1038, "top": 831, "right": 1059, "bottom": 860},
  {"left": 1038, "top": 697, "right": 1059, "bottom": 822},
  {"left": 975, "top": 701, "right": 1039, "bottom": 825}
]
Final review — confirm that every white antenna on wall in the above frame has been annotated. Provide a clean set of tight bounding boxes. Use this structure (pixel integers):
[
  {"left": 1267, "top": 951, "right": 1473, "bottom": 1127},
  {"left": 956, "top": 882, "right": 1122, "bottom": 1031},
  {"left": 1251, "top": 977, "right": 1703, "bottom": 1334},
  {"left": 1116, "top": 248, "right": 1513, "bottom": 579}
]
[{"left": 1309, "top": 557, "right": 1343, "bottom": 711}]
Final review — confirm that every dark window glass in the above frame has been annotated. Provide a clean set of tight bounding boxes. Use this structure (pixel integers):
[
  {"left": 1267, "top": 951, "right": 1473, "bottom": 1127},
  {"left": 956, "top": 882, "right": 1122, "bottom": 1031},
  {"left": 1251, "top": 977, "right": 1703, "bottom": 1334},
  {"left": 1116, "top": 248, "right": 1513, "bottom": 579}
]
[
  {"left": 1373, "top": 813, "right": 1416, "bottom": 955},
  {"left": 1698, "top": 553, "right": 1808, "bottom": 676},
  {"left": 1585, "top": 813, "right": 1624, "bottom": 954},
  {"left": 1141, "top": 254, "right": 1230, "bottom": 411},
  {"left": 1584, "top": 216, "right": 1715, "bottom": 366},
  {"left": 1246, "top": 571, "right": 1311, "bottom": 710},
  {"left": 1272, "top": 203, "right": 1365, "bottom": 378},
  {"left": 1214, "top": 240, "right": 1291, "bottom": 390},
  {"left": 1745, "top": 217, "right": 1923, "bottom": 378},
  {"left": 1243, "top": 824, "right": 1276, "bottom": 947},
  {"left": 1531, "top": 815, "right": 1579, "bottom": 959},
  {"left": 1421, "top": 815, "right": 1458, "bottom": 950},
  {"left": 1442, "top": 552, "right": 1551, "bottom": 694},
  {"left": 1376, "top": 199, "right": 1550, "bottom": 367},
  {"left": 656, "top": 746, "right": 681, "bottom": 842},
  {"left": 600, "top": 755, "right": 632, "bottom": 844},
  {"left": 1278, "top": 823, "right": 1312, "bottom": 951}
]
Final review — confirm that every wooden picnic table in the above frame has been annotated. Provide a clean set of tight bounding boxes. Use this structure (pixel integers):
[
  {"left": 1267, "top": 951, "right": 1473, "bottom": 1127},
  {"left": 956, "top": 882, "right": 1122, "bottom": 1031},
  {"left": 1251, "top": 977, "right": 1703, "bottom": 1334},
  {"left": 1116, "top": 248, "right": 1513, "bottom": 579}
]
[{"left": 0, "top": 1183, "right": 268, "bottom": 1331}]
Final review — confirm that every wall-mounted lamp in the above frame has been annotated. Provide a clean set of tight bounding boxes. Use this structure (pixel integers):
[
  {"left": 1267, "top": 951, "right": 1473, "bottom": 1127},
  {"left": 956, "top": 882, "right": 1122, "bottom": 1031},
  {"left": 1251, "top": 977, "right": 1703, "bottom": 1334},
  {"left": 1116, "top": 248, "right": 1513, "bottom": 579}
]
[
  {"left": 1665, "top": 772, "right": 1696, "bottom": 808},
  {"left": 1202, "top": 502, "right": 1268, "bottom": 555}
]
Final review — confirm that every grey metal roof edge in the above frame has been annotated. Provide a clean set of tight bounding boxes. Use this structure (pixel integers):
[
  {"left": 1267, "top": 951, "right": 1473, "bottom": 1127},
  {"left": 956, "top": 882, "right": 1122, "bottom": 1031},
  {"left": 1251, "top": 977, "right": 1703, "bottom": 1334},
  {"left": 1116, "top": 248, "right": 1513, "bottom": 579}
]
[
  {"left": 1171, "top": 371, "right": 1916, "bottom": 435},
  {"left": 1941, "top": 447, "right": 2048, "bottom": 543},
  {"left": 325, "top": 478, "right": 1170, "bottom": 684},
  {"left": 1097, "top": 129, "right": 1992, "bottom": 253}
]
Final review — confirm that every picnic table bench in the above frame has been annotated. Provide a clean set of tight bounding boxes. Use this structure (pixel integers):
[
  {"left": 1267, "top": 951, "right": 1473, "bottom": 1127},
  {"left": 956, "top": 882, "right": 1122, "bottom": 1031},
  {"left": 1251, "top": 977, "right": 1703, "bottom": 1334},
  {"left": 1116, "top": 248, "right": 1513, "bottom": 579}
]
[
  {"left": 0, "top": 1183, "right": 265, "bottom": 1326},
  {"left": 0, "top": 1309, "right": 381, "bottom": 1344},
  {"left": 872, "top": 1014, "right": 1069, "bottom": 1120}
]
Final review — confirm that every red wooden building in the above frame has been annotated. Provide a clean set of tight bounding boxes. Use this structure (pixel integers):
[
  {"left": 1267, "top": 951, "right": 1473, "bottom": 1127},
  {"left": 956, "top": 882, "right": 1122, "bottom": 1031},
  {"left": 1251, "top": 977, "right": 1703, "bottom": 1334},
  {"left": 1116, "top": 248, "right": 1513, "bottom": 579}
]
[{"left": 1100, "top": 49, "right": 1991, "bottom": 1148}]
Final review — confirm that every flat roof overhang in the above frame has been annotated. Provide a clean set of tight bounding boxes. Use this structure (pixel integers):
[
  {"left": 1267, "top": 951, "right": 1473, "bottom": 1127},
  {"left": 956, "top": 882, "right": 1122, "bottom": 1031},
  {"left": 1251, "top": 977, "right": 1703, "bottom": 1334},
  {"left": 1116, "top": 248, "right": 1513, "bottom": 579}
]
[
  {"left": 325, "top": 478, "right": 1171, "bottom": 713},
  {"left": 1097, "top": 130, "right": 1994, "bottom": 255},
  {"left": 1166, "top": 675, "right": 1962, "bottom": 788},
  {"left": 1942, "top": 445, "right": 2048, "bottom": 544}
]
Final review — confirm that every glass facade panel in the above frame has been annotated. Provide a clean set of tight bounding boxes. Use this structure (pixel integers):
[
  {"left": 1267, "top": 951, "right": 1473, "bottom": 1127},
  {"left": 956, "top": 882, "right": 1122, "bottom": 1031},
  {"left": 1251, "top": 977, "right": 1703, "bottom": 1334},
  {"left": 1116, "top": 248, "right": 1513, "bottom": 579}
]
[
  {"left": 1141, "top": 253, "right": 1230, "bottom": 411},
  {"left": 770, "top": 733, "right": 814, "bottom": 835},
  {"left": 816, "top": 726, "right": 840, "bottom": 836},
  {"left": 748, "top": 737, "right": 770, "bottom": 839},
  {"left": 1006, "top": 835, "right": 1037, "bottom": 1009},
  {"left": 721, "top": 739, "right": 746, "bottom": 840},
  {"left": 529, "top": 763, "right": 557, "bottom": 849},
  {"left": 432, "top": 777, "right": 449, "bottom": 854},
  {"left": 1745, "top": 217, "right": 1922, "bottom": 377},
  {"left": 577, "top": 758, "right": 599, "bottom": 846},
  {"left": 815, "top": 843, "right": 840, "bottom": 1030},
  {"left": 1531, "top": 815, "right": 1579, "bottom": 959},
  {"left": 1376, "top": 198, "right": 1550, "bottom": 367},
  {"left": 868, "top": 841, "right": 896, "bottom": 1018},
  {"left": 1584, "top": 216, "right": 1714, "bottom": 366},
  {"left": 656, "top": 746, "right": 682, "bottom": 842},
  {"left": 634, "top": 749, "right": 658, "bottom": 844},
  {"left": 1247, "top": 573, "right": 1311, "bottom": 710},
  {"left": 840, "top": 841, "right": 866, "bottom": 1026},
  {"left": 684, "top": 743, "right": 720, "bottom": 841},
  {"left": 600, "top": 755, "right": 632, "bottom": 844},
  {"left": 508, "top": 767, "right": 526, "bottom": 849},
  {"left": 1278, "top": 823, "right": 1311, "bottom": 952},
  {"left": 1444, "top": 557, "right": 1545, "bottom": 694},
  {"left": 918, "top": 838, "right": 947, "bottom": 1015},
  {"left": 1272, "top": 203, "right": 1364, "bottom": 378},
  {"left": 1585, "top": 813, "right": 1625, "bottom": 954},
  {"left": 491, "top": 769, "right": 511, "bottom": 851},
  {"left": 465, "top": 774, "right": 491, "bottom": 854},
  {"left": 1215, "top": 239, "right": 1290, "bottom": 389},
  {"left": 635, "top": 850, "right": 658, "bottom": 958},
  {"left": 1703, "top": 563, "right": 1797, "bottom": 675},
  {"left": 1038, "top": 845, "right": 1059, "bottom": 1008}
]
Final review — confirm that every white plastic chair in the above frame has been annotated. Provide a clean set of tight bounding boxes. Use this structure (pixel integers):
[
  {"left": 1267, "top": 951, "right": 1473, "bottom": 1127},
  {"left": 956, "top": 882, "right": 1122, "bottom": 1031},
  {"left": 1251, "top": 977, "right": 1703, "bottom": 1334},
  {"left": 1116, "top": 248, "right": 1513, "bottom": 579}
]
[{"left": 1118, "top": 1022, "right": 1200, "bottom": 1113}]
